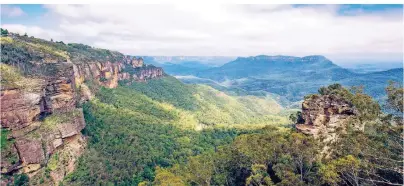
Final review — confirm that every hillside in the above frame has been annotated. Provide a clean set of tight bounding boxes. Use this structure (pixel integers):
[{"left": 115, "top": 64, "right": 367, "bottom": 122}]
[{"left": 125, "top": 76, "right": 288, "bottom": 129}]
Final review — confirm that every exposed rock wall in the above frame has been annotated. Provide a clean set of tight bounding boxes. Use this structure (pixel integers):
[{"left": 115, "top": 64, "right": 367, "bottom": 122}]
[
  {"left": 295, "top": 94, "right": 360, "bottom": 143},
  {"left": 1, "top": 56, "right": 164, "bottom": 185},
  {"left": 1, "top": 63, "right": 86, "bottom": 185},
  {"left": 72, "top": 57, "right": 163, "bottom": 88}
]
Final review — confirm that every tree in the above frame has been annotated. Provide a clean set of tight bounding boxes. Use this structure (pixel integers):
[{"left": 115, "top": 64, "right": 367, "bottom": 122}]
[
  {"left": 153, "top": 166, "right": 185, "bottom": 186},
  {"left": 328, "top": 83, "right": 403, "bottom": 186},
  {"left": 274, "top": 133, "right": 319, "bottom": 184},
  {"left": 289, "top": 111, "right": 304, "bottom": 124},
  {"left": 1, "top": 28, "right": 9, "bottom": 36},
  {"left": 245, "top": 164, "right": 274, "bottom": 186},
  {"left": 184, "top": 153, "right": 214, "bottom": 186},
  {"left": 24, "top": 32, "right": 28, "bottom": 37},
  {"left": 385, "top": 81, "right": 403, "bottom": 114},
  {"left": 13, "top": 173, "right": 29, "bottom": 186},
  {"left": 320, "top": 155, "right": 361, "bottom": 186}
]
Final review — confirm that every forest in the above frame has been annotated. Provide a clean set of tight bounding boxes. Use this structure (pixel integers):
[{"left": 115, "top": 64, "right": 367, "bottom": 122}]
[{"left": 63, "top": 80, "right": 403, "bottom": 186}]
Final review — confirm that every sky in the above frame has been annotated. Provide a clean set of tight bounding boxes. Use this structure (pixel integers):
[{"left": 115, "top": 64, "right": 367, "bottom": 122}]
[{"left": 1, "top": 4, "right": 403, "bottom": 65}]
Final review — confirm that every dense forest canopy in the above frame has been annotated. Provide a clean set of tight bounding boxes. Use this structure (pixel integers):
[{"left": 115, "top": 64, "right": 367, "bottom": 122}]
[{"left": 62, "top": 81, "right": 403, "bottom": 186}]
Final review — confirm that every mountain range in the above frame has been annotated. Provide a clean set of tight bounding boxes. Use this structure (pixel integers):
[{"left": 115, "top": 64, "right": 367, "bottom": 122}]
[{"left": 147, "top": 55, "right": 403, "bottom": 105}]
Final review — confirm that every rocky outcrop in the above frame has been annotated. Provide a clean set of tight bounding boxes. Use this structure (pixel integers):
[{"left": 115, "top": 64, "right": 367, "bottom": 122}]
[
  {"left": 131, "top": 57, "right": 144, "bottom": 68},
  {"left": 295, "top": 94, "right": 359, "bottom": 143},
  {"left": 133, "top": 66, "right": 164, "bottom": 82},
  {"left": 72, "top": 57, "right": 164, "bottom": 88}
]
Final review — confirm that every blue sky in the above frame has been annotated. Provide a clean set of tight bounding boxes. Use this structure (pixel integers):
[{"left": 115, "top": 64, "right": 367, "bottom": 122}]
[{"left": 1, "top": 4, "right": 403, "bottom": 65}]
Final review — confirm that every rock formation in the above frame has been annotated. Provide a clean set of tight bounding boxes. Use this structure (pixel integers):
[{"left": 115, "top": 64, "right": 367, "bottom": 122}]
[
  {"left": 72, "top": 58, "right": 163, "bottom": 88},
  {"left": 1, "top": 63, "right": 86, "bottom": 185},
  {"left": 1, "top": 61, "right": 163, "bottom": 185},
  {"left": 1, "top": 33, "right": 165, "bottom": 185},
  {"left": 295, "top": 94, "right": 360, "bottom": 143}
]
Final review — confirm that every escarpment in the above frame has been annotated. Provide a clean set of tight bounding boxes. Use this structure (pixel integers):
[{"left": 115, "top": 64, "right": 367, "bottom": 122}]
[
  {"left": 73, "top": 56, "right": 164, "bottom": 89},
  {"left": 1, "top": 34, "right": 165, "bottom": 185}
]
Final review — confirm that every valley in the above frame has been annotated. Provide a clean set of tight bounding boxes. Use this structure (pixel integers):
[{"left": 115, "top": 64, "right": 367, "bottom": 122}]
[{"left": 0, "top": 31, "right": 402, "bottom": 186}]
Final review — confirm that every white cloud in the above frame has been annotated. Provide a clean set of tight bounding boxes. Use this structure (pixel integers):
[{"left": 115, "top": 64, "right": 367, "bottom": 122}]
[
  {"left": 1, "top": 5, "right": 25, "bottom": 17},
  {"left": 2, "top": 4, "right": 403, "bottom": 64}
]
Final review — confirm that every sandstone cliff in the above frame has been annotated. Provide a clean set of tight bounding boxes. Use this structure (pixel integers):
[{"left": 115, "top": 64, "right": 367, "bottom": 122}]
[
  {"left": 73, "top": 57, "right": 163, "bottom": 88},
  {"left": 1, "top": 34, "right": 165, "bottom": 185},
  {"left": 1, "top": 63, "right": 86, "bottom": 185}
]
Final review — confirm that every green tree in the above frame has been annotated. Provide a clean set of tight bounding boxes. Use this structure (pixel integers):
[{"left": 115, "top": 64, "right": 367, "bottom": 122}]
[
  {"left": 153, "top": 166, "right": 185, "bottom": 186},
  {"left": 386, "top": 81, "right": 403, "bottom": 113},
  {"left": 289, "top": 111, "right": 304, "bottom": 124},
  {"left": 13, "top": 173, "right": 29, "bottom": 186},
  {"left": 320, "top": 155, "right": 361, "bottom": 186},
  {"left": 245, "top": 164, "right": 274, "bottom": 186},
  {"left": 1, "top": 28, "right": 9, "bottom": 36},
  {"left": 184, "top": 153, "right": 214, "bottom": 186}
]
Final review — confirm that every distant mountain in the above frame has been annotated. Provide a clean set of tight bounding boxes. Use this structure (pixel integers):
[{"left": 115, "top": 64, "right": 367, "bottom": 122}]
[
  {"left": 143, "top": 56, "right": 236, "bottom": 65},
  {"left": 173, "top": 55, "right": 403, "bottom": 103},
  {"left": 195, "top": 55, "right": 354, "bottom": 81},
  {"left": 341, "top": 62, "right": 403, "bottom": 73}
]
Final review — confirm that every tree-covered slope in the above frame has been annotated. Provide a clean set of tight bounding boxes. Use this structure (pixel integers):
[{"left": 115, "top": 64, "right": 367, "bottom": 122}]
[
  {"left": 152, "top": 83, "right": 403, "bottom": 186},
  {"left": 126, "top": 76, "right": 288, "bottom": 128},
  {"left": 64, "top": 77, "right": 289, "bottom": 185}
]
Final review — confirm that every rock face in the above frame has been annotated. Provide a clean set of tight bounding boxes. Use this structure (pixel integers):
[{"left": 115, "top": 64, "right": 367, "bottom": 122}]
[
  {"left": 1, "top": 54, "right": 164, "bottom": 185},
  {"left": 131, "top": 57, "right": 144, "bottom": 68},
  {"left": 1, "top": 31, "right": 165, "bottom": 185},
  {"left": 0, "top": 63, "right": 86, "bottom": 185},
  {"left": 73, "top": 57, "right": 164, "bottom": 88},
  {"left": 295, "top": 94, "right": 359, "bottom": 143},
  {"left": 133, "top": 66, "right": 164, "bottom": 82},
  {"left": 1, "top": 89, "right": 42, "bottom": 129}
]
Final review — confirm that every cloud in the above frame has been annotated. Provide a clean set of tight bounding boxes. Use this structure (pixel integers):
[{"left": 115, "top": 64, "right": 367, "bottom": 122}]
[
  {"left": 2, "top": 4, "right": 403, "bottom": 63},
  {"left": 1, "top": 5, "right": 25, "bottom": 17}
]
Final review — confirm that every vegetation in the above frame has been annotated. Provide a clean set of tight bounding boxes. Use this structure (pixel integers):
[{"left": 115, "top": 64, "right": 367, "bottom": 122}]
[
  {"left": 1, "top": 129, "right": 9, "bottom": 150},
  {"left": 13, "top": 173, "right": 29, "bottom": 186},
  {"left": 127, "top": 77, "right": 288, "bottom": 128},
  {"left": 150, "top": 84, "right": 403, "bottom": 186},
  {"left": 64, "top": 98, "right": 249, "bottom": 185},
  {"left": 1, "top": 28, "right": 9, "bottom": 36},
  {"left": 126, "top": 76, "right": 199, "bottom": 111},
  {"left": 62, "top": 75, "right": 291, "bottom": 185}
]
